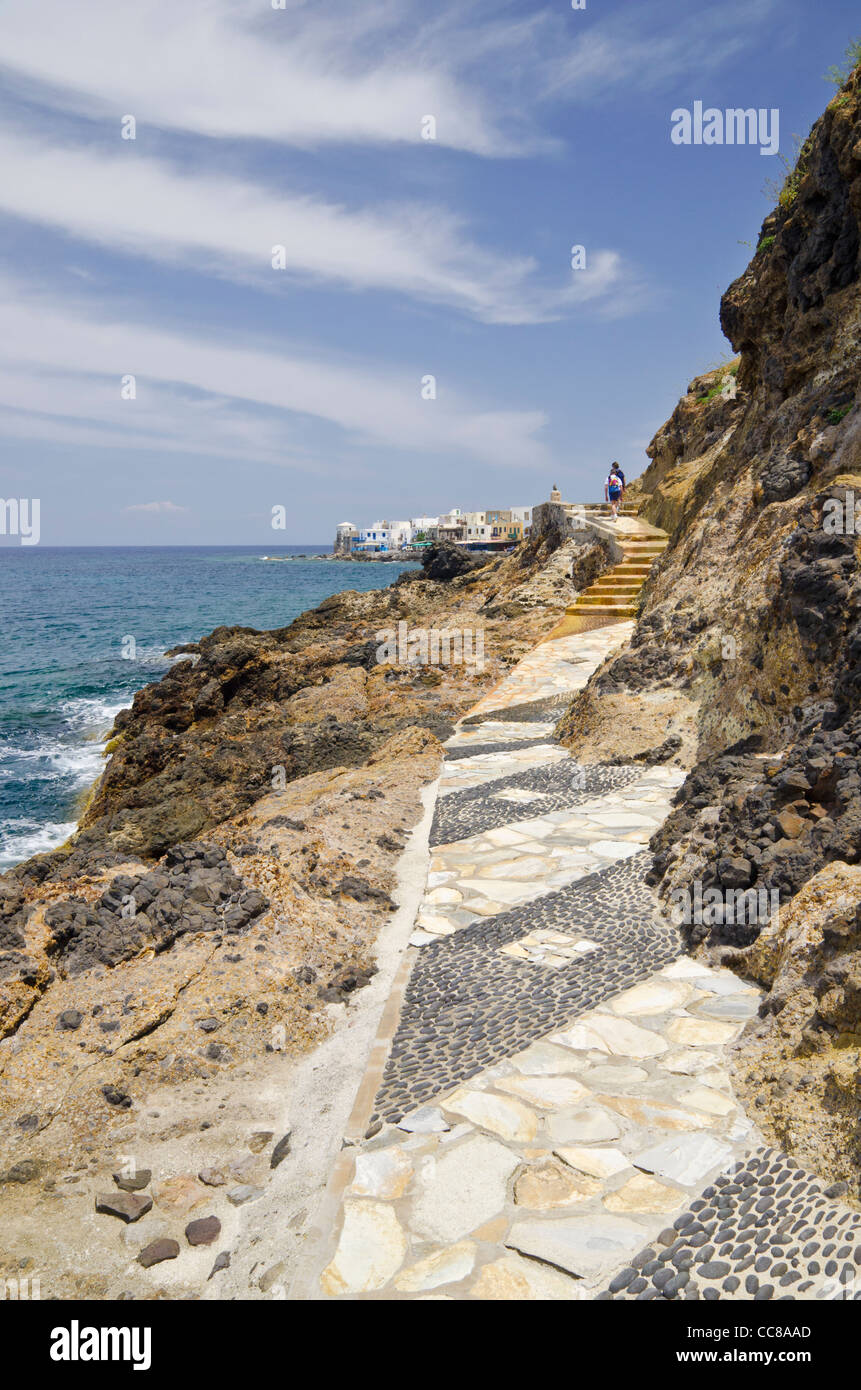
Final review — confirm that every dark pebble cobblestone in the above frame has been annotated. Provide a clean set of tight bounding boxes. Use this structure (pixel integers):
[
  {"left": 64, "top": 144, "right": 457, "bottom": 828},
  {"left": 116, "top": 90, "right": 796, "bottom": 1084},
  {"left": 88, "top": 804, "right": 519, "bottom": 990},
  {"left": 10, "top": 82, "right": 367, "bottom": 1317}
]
[
  {"left": 430, "top": 761, "right": 643, "bottom": 846},
  {"left": 369, "top": 852, "right": 679, "bottom": 1124},
  {"left": 461, "top": 694, "right": 573, "bottom": 726},
  {"left": 443, "top": 737, "right": 554, "bottom": 762},
  {"left": 601, "top": 1148, "right": 861, "bottom": 1301}
]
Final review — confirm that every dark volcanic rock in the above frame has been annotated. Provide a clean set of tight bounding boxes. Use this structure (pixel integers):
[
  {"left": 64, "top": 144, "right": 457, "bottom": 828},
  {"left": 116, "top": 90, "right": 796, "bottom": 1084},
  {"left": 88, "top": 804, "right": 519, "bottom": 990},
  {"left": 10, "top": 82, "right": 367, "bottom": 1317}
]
[
  {"left": 96, "top": 1191, "right": 153, "bottom": 1223},
  {"left": 41, "top": 843, "right": 269, "bottom": 976},
  {"left": 138, "top": 1238, "right": 180, "bottom": 1267},
  {"left": 1, "top": 1159, "right": 45, "bottom": 1185},
  {"left": 420, "top": 543, "right": 487, "bottom": 582},
  {"left": 270, "top": 1132, "right": 292, "bottom": 1169},
  {"left": 101, "top": 1084, "right": 132, "bottom": 1109},
  {"left": 113, "top": 1168, "right": 152, "bottom": 1192},
  {"left": 185, "top": 1216, "right": 221, "bottom": 1246}
]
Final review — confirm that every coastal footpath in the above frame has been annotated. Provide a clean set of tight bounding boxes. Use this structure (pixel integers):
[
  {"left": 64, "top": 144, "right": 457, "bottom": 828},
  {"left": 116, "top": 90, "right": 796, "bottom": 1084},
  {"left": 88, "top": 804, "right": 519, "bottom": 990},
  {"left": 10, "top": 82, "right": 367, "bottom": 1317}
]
[
  {"left": 0, "top": 65, "right": 860, "bottom": 1302},
  {"left": 300, "top": 622, "right": 861, "bottom": 1301}
]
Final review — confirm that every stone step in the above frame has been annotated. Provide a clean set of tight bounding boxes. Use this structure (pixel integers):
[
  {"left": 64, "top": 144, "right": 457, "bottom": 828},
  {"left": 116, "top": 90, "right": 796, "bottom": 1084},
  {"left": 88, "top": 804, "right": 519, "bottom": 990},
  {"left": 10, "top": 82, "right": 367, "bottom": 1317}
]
[
  {"left": 566, "top": 603, "right": 637, "bottom": 617},
  {"left": 577, "top": 594, "right": 639, "bottom": 607},
  {"left": 588, "top": 578, "right": 642, "bottom": 588},
  {"left": 586, "top": 592, "right": 645, "bottom": 603}
]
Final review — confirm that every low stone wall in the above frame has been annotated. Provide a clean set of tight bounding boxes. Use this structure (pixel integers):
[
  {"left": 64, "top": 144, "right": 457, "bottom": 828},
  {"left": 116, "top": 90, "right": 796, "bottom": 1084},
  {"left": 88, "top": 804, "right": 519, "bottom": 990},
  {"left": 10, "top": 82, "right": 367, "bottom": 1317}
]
[
  {"left": 532, "top": 501, "right": 624, "bottom": 564},
  {"left": 531, "top": 500, "right": 579, "bottom": 538}
]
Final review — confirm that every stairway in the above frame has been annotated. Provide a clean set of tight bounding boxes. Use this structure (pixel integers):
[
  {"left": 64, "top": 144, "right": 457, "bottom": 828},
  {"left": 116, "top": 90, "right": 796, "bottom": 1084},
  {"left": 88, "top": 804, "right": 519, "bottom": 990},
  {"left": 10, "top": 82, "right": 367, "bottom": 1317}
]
[{"left": 566, "top": 523, "right": 669, "bottom": 621}]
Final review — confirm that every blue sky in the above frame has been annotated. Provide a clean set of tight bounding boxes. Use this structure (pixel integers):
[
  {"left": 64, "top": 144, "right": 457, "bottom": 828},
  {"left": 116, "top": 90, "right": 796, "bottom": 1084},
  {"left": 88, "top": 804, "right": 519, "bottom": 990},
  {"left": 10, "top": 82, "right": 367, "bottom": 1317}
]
[{"left": 0, "top": 0, "right": 858, "bottom": 544}]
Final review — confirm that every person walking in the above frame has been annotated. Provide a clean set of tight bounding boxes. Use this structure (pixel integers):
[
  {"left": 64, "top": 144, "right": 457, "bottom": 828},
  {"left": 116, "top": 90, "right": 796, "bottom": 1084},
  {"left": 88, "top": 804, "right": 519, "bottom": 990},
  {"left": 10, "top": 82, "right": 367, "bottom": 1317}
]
[{"left": 604, "top": 462, "right": 626, "bottom": 521}]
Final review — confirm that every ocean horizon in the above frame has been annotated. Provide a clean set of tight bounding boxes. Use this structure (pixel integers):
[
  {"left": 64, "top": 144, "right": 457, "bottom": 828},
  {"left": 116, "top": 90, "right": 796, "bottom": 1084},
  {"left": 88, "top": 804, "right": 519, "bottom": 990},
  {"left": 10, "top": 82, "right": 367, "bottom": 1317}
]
[{"left": 0, "top": 544, "right": 419, "bottom": 869}]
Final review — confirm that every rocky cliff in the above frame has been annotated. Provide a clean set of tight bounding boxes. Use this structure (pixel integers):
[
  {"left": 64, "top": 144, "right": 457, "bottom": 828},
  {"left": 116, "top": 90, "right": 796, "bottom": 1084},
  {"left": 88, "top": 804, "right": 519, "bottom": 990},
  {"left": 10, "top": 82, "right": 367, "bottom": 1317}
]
[{"left": 560, "top": 66, "right": 861, "bottom": 1193}]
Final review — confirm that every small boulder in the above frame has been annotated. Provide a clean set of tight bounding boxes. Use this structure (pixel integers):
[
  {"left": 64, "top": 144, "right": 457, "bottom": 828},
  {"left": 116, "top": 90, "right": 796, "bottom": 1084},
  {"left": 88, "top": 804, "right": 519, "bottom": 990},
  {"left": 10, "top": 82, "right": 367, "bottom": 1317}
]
[
  {"left": 137, "top": 1238, "right": 180, "bottom": 1268},
  {"left": 185, "top": 1216, "right": 221, "bottom": 1247},
  {"left": 113, "top": 1168, "right": 152, "bottom": 1193},
  {"left": 776, "top": 808, "right": 806, "bottom": 840},
  {"left": 717, "top": 856, "right": 752, "bottom": 889},
  {"left": 95, "top": 1192, "right": 153, "bottom": 1223}
]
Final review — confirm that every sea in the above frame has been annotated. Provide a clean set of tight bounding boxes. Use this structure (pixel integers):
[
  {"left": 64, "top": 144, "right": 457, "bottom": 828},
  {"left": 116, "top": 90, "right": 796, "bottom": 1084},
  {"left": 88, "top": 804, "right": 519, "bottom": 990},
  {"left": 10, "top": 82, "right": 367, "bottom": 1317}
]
[{"left": 0, "top": 546, "right": 419, "bottom": 871}]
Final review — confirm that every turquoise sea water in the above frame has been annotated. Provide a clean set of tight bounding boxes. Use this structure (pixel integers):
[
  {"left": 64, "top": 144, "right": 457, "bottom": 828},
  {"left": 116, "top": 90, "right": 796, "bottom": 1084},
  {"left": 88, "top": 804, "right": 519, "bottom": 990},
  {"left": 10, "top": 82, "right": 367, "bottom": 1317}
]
[{"left": 0, "top": 546, "right": 418, "bottom": 870}]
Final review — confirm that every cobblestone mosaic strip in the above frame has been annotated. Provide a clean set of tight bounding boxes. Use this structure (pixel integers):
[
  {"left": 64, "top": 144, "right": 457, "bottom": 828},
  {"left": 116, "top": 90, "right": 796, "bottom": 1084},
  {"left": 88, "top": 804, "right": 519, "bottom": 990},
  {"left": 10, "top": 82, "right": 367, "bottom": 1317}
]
[
  {"left": 430, "top": 761, "right": 644, "bottom": 846},
  {"left": 443, "top": 737, "right": 553, "bottom": 762},
  {"left": 370, "top": 853, "right": 680, "bottom": 1125},
  {"left": 462, "top": 694, "right": 576, "bottom": 726},
  {"left": 600, "top": 1147, "right": 861, "bottom": 1301}
]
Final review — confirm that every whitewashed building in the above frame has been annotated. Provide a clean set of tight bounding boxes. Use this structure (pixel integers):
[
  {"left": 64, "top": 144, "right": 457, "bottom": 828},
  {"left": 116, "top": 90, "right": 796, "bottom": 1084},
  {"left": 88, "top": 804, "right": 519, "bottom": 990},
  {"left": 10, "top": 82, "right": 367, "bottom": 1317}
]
[
  {"left": 333, "top": 521, "right": 358, "bottom": 554},
  {"left": 355, "top": 519, "right": 412, "bottom": 552},
  {"left": 463, "top": 510, "right": 493, "bottom": 543},
  {"left": 409, "top": 516, "right": 438, "bottom": 542}
]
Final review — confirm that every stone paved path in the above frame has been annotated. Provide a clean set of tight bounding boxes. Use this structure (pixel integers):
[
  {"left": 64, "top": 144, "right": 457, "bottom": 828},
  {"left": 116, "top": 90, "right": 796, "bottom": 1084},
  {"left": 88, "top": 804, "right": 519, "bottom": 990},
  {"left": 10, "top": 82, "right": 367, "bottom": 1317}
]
[{"left": 306, "top": 622, "right": 861, "bottom": 1301}]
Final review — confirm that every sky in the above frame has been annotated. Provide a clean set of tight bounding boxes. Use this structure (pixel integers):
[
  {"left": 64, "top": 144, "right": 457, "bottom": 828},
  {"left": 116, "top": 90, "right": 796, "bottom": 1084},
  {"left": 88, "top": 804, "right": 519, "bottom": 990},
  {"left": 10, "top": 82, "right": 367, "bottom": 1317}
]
[{"left": 0, "top": 0, "right": 858, "bottom": 545}]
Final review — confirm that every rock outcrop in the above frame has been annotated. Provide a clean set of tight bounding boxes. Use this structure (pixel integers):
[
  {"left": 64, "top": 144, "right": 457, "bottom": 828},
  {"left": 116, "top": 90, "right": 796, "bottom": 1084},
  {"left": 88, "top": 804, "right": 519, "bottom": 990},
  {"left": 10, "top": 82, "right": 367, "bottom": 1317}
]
[{"left": 560, "top": 66, "right": 861, "bottom": 1192}]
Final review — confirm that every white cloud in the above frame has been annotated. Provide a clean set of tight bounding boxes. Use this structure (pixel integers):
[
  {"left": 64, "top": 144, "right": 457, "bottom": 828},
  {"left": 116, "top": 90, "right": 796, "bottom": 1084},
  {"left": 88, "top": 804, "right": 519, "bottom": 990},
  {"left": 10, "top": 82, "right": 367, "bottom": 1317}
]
[
  {"left": 0, "top": 277, "right": 552, "bottom": 470},
  {"left": 543, "top": 0, "right": 778, "bottom": 99},
  {"left": 0, "top": 128, "right": 641, "bottom": 324},
  {"left": 0, "top": 0, "right": 533, "bottom": 155}
]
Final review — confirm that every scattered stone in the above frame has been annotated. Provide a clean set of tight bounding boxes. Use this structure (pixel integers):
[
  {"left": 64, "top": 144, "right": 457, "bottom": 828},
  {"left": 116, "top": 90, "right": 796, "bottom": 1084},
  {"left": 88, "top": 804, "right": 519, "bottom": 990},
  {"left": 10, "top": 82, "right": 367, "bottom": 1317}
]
[
  {"left": 185, "top": 1215, "right": 221, "bottom": 1246},
  {"left": 138, "top": 1238, "right": 180, "bottom": 1267},
  {"left": 113, "top": 1168, "right": 152, "bottom": 1192},
  {"left": 198, "top": 1167, "right": 227, "bottom": 1187},
  {"left": 95, "top": 1192, "right": 153, "bottom": 1223},
  {"left": 270, "top": 1133, "right": 292, "bottom": 1169},
  {"left": 248, "top": 1131, "right": 274, "bottom": 1153},
  {"left": 227, "top": 1185, "right": 263, "bottom": 1206},
  {"left": 208, "top": 1251, "right": 230, "bottom": 1280}
]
